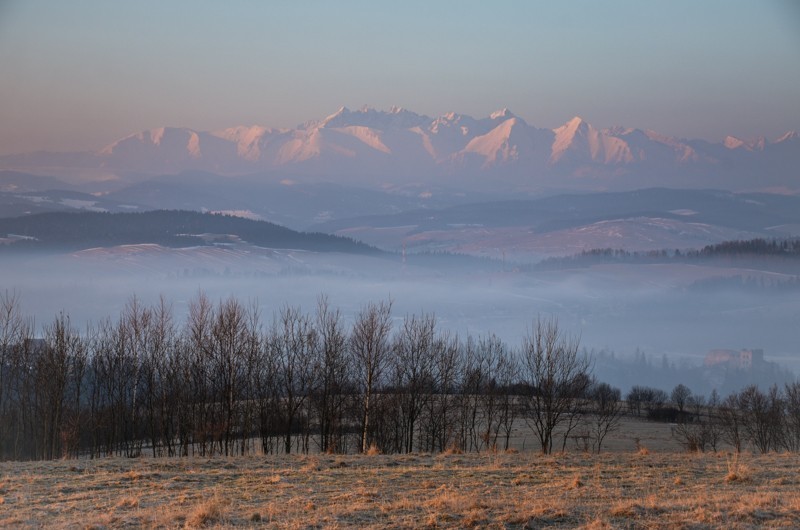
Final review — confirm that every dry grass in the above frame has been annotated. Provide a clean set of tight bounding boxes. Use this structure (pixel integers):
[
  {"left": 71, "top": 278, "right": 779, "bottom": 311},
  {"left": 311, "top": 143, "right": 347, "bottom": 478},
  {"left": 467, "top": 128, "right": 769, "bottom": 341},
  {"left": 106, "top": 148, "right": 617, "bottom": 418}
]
[
  {"left": 1, "top": 450, "right": 799, "bottom": 528},
  {"left": 725, "top": 452, "right": 752, "bottom": 483}
]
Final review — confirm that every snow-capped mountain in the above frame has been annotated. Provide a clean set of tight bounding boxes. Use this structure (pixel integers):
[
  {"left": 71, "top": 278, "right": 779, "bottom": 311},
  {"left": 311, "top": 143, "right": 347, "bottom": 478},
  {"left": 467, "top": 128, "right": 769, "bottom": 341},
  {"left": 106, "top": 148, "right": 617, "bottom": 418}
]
[{"left": 1, "top": 107, "right": 797, "bottom": 192}]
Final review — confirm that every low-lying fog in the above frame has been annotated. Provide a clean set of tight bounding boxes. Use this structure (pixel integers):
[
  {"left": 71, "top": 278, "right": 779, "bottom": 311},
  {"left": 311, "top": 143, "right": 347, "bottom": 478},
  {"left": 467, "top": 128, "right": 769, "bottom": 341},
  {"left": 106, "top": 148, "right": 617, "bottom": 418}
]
[{"left": 3, "top": 248, "right": 798, "bottom": 395}]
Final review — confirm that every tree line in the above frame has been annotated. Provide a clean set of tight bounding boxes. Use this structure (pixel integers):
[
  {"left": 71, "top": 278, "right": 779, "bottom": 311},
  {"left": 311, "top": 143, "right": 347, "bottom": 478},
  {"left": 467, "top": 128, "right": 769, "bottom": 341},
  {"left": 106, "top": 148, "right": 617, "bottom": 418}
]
[
  {"left": 626, "top": 382, "right": 800, "bottom": 454},
  {"left": 0, "top": 290, "right": 603, "bottom": 461},
  {"left": 533, "top": 237, "right": 800, "bottom": 271},
  {"left": 1, "top": 290, "right": 799, "bottom": 461}
]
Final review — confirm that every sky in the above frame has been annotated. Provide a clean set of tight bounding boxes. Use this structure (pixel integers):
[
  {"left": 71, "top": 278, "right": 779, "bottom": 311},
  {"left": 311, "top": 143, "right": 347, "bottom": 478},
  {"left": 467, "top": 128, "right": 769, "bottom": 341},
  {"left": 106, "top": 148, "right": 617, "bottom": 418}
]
[{"left": 0, "top": 0, "right": 798, "bottom": 155}]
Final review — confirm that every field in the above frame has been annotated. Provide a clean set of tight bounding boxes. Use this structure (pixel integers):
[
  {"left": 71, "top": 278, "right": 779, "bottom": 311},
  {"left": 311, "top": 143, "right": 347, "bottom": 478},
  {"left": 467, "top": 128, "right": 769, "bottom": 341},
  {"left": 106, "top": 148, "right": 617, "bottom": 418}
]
[{"left": 2, "top": 428, "right": 800, "bottom": 530}]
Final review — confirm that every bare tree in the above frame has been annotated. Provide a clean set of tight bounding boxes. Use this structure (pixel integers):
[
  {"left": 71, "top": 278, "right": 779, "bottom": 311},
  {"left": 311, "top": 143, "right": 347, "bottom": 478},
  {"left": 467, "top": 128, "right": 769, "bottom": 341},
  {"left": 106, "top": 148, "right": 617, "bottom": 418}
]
[
  {"left": 718, "top": 393, "right": 744, "bottom": 453},
  {"left": 421, "top": 330, "right": 461, "bottom": 452},
  {"left": 0, "top": 290, "right": 31, "bottom": 459},
  {"left": 738, "top": 385, "right": 784, "bottom": 453},
  {"left": 625, "top": 386, "right": 645, "bottom": 416},
  {"left": 239, "top": 300, "right": 262, "bottom": 456},
  {"left": 119, "top": 296, "right": 152, "bottom": 457},
  {"left": 671, "top": 384, "right": 692, "bottom": 413},
  {"left": 36, "top": 313, "right": 87, "bottom": 459},
  {"left": 627, "top": 386, "right": 669, "bottom": 419},
  {"left": 210, "top": 297, "right": 251, "bottom": 456},
  {"left": 461, "top": 335, "right": 501, "bottom": 452},
  {"left": 149, "top": 297, "right": 179, "bottom": 457},
  {"left": 253, "top": 326, "right": 279, "bottom": 455},
  {"left": 392, "top": 313, "right": 436, "bottom": 453},
  {"left": 520, "top": 317, "right": 591, "bottom": 454},
  {"left": 586, "top": 381, "right": 623, "bottom": 453},
  {"left": 272, "top": 305, "right": 318, "bottom": 454},
  {"left": 784, "top": 382, "right": 800, "bottom": 452},
  {"left": 495, "top": 346, "right": 520, "bottom": 451},
  {"left": 312, "top": 295, "right": 351, "bottom": 453},
  {"left": 186, "top": 291, "right": 215, "bottom": 456},
  {"left": 705, "top": 390, "right": 723, "bottom": 452},
  {"left": 350, "top": 300, "right": 393, "bottom": 453}
]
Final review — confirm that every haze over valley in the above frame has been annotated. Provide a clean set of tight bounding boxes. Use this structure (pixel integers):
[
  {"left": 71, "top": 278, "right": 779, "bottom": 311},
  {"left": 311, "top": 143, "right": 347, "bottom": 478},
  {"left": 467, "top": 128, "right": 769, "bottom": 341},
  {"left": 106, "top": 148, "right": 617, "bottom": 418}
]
[{"left": 2, "top": 203, "right": 798, "bottom": 394}]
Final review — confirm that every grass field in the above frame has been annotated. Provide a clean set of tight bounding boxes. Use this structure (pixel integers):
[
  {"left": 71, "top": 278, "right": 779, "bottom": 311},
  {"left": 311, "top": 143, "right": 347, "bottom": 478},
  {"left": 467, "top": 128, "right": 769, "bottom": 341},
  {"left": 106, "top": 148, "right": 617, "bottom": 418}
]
[{"left": 2, "top": 441, "right": 800, "bottom": 529}]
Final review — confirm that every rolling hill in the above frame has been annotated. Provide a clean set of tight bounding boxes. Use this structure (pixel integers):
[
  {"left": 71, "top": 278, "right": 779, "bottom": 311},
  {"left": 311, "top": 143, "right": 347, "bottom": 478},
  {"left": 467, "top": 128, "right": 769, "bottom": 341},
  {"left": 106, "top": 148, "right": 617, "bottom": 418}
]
[{"left": 0, "top": 210, "right": 380, "bottom": 254}]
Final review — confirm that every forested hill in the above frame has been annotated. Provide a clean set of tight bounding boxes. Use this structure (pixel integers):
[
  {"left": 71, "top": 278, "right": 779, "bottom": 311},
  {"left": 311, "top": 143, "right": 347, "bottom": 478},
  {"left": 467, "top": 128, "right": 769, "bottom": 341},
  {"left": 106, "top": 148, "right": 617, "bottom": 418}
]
[
  {"left": 535, "top": 238, "right": 800, "bottom": 270},
  {"left": 0, "top": 210, "right": 381, "bottom": 254}
]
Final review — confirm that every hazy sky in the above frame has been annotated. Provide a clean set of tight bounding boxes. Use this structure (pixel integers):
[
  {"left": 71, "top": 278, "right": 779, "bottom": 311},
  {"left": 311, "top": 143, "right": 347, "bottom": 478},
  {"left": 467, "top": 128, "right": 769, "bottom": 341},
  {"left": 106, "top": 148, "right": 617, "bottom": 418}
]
[{"left": 0, "top": 0, "right": 798, "bottom": 155}]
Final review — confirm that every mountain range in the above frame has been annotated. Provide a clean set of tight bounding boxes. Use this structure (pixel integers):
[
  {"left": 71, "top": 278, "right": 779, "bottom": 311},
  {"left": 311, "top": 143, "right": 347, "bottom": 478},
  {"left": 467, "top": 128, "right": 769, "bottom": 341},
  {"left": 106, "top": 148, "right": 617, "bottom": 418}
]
[{"left": 2, "top": 107, "right": 798, "bottom": 192}]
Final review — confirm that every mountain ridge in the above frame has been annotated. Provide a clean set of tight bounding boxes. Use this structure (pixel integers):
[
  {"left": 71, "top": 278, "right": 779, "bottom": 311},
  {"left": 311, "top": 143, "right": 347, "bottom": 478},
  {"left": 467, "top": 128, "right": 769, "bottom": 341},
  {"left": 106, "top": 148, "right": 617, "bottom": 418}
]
[{"left": 2, "top": 107, "right": 797, "bottom": 192}]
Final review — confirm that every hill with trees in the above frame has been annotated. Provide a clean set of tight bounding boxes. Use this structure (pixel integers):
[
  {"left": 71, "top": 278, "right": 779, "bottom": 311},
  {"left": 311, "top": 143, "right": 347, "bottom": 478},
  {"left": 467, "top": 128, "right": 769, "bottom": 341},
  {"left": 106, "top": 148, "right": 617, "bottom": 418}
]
[{"left": 0, "top": 210, "right": 380, "bottom": 254}]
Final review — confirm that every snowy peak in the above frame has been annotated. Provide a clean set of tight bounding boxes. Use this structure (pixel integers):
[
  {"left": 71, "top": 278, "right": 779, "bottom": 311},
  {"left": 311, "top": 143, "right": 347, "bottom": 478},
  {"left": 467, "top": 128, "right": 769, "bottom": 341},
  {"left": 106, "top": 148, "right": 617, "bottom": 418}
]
[
  {"left": 211, "top": 125, "right": 282, "bottom": 161},
  {"left": 724, "top": 135, "right": 746, "bottom": 150},
  {"left": 550, "top": 116, "right": 636, "bottom": 165},
  {"left": 489, "top": 108, "right": 516, "bottom": 121},
  {"left": 775, "top": 130, "right": 799, "bottom": 143},
  {"left": 564, "top": 115, "right": 588, "bottom": 130},
  {"left": 725, "top": 135, "right": 766, "bottom": 151},
  {"left": 458, "top": 115, "right": 552, "bottom": 169},
  {"left": 462, "top": 117, "right": 524, "bottom": 163},
  {"left": 6, "top": 106, "right": 796, "bottom": 191},
  {"left": 100, "top": 127, "right": 203, "bottom": 158},
  {"left": 316, "top": 106, "right": 350, "bottom": 128},
  {"left": 315, "top": 105, "right": 429, "bottom": 130}
]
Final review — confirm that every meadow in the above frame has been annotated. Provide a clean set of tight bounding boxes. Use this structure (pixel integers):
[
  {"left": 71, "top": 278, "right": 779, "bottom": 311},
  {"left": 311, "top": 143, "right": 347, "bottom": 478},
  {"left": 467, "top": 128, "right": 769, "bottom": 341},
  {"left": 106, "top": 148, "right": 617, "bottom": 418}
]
[{"left": 1, "top": 420, "right": 799, "bottom": 529}]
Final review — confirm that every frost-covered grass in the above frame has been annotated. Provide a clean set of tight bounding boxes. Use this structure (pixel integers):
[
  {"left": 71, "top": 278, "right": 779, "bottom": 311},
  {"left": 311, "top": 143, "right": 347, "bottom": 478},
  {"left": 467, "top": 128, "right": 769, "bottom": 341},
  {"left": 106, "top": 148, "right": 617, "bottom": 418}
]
[{"left": 1, "top": 449, "right": 799, "bottom": 529}]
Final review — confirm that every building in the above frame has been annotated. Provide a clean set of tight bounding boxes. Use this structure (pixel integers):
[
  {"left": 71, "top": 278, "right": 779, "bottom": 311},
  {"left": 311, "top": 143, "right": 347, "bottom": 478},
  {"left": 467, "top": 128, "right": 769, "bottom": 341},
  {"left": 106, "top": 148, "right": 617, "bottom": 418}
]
[{"left": 704, "top": 348, "right": 764, "bottom": 370}]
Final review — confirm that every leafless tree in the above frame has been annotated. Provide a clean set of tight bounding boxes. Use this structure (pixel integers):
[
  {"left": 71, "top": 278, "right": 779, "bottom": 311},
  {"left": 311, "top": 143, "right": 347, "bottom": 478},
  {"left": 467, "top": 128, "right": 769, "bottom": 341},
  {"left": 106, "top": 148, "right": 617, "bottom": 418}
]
[
  {"left": 272, "top": 305, "right": 318, "bottom": 454},
  {"left": 738, "top": 385, "right": 784, "bottom": 453},
  {"left": 186, "top": 291, "right": 215, "bottom": 456},
  {"left": 350, "top": 300, "right": 393, "bottom": 453},
  {"left": 671, "top": 384, "right": 692, "bottom": 413},
  {"left": 253, "top": 326, "right": 279, "bottom": 455},
  {"left": 783, "top": 382, "right": 800, "bottom": 452},
  {"left": 520, "top": 317, "right": 591, "bottom": 454},
  {"left": 459, "top": 335, "right": 505, "bottom": 452},
  {"left": 34, "top": 313, "right": 87, "bottom": 459},
  {"left": 586, "top": 381, "right": 623, "bottom": 453},
  {"left": 495, "top": 346, "right": 520, "bottom": 451},
  {"left": 392, "top": 313, "right": 436, "bottom": 453},
  {"left": 312, "top": 295, "right": 351, "bottom": 453},
  {"left": 0, "top": 290, "right": 32, "bottom": 459},
  {"left": 421, "top": 330, "right": 461, "bottom": 452},
  {"left": 718, "top": 393, "right": 744, "bottom": 453},
  {"left": 210, "top": 297, "right": 251, "bottom": 456}
]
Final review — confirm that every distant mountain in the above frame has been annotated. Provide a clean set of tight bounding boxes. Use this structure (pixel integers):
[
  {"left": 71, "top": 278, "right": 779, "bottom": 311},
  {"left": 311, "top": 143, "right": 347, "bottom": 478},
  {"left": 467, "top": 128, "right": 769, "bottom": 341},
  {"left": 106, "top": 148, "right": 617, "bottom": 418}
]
[
  {"left": 0, "top": 171, "right": 74, "bottom": 193},
  {"left": 102, "top": 172, "right": 494, "bottom": 230},
  {"left": 0, "top": 171, "right": 146, "bottom": 218},
  {"left": 1, "top": 107, "right": 797, "bottom": 192},
  {"left": 0, "top": 210, "right": 380, "bottom": 254}
]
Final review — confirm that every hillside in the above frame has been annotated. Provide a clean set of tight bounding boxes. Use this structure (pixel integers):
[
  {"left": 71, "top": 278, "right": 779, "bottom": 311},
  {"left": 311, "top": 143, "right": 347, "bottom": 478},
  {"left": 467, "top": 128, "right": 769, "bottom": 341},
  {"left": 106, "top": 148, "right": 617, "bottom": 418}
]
[
  {"left": 0, "top": 210, "right": 379, "bottom": 254},
  {"left": 312, "top": 188, "right": 800, "bottom": 260}
]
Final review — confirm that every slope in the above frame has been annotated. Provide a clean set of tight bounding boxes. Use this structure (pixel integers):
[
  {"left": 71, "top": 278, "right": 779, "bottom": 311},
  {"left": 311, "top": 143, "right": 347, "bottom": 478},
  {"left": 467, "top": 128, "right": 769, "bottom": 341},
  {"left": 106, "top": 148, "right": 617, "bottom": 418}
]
[{"left": 0, "top": 210, "right": 380, "bottom": 254}]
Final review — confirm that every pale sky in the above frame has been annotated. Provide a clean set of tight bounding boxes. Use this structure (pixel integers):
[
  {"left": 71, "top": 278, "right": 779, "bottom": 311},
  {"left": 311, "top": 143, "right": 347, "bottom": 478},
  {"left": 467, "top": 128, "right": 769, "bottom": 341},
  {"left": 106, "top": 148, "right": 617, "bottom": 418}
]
[{"left": 0, "top": 0, "right": 798, "bottom": 155}]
